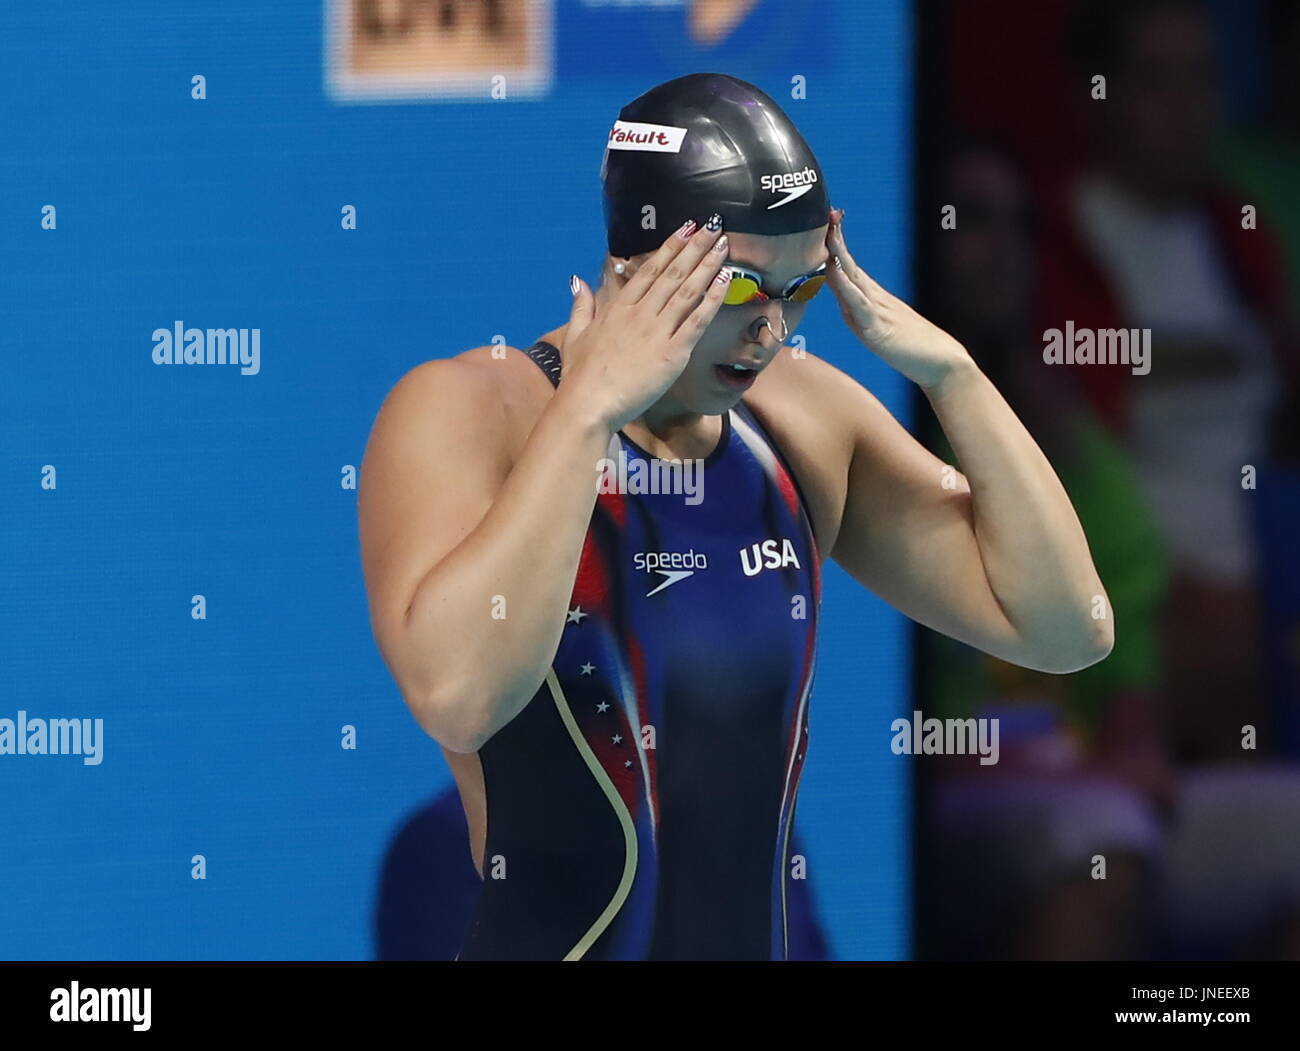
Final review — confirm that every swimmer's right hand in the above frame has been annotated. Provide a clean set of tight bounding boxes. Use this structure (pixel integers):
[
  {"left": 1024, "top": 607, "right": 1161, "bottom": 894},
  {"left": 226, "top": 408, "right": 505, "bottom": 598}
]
[{"left": 560, "top": 217, "right": 732, "bottom": 432}]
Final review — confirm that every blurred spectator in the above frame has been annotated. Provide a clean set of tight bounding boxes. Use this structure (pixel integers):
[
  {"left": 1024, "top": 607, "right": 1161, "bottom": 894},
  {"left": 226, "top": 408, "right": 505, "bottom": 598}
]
[
  {"left": 1219, "top": 0, "right": 1300, "bottom": 318},
  {"left": 919, "top": 141, "right": 1171, "bottom": 960},
  {"left": 1037, "top": 0, "right": 1300, "bottom": 762},
  {"left": 375, "top": 786, "right": 483, "bottom": 960},
  {"left": 918, "top": 138, "right": 1300, "bottom": 960},
  {"left": 1217, "top": 0, "right": 1300, "bottom": 782}
]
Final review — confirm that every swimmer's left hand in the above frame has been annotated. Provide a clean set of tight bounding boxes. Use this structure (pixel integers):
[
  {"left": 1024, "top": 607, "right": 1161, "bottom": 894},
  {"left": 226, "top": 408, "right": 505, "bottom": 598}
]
[{"left": 824, "top": 208, "right": 973, "bottom": 392}]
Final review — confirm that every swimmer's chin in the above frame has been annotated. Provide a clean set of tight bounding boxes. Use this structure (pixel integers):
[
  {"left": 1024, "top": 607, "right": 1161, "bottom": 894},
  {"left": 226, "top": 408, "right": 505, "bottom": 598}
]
[{"left": 686, "top": 391, "right": 746, "bottom": 415}]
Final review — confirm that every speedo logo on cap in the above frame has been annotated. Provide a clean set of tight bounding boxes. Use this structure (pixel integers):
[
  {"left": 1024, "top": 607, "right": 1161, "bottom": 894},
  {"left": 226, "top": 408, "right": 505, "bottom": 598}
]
[
  {"left": 760, "top": 166, "right": 820, "bottom": 209},
  {"left": 607, "top": 120, "right": 688, "bottom": 153}
]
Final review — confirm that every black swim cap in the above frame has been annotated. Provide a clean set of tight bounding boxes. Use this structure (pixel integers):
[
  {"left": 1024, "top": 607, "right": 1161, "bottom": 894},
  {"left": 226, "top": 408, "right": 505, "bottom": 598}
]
[{"left": 600, "top": 73, "right": 830, "bottom": 258}]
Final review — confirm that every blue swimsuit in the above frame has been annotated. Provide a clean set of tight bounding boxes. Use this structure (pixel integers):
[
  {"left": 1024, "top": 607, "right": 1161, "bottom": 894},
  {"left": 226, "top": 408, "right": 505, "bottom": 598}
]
[{"left": 457, "top": 340, "right": 821, "bottom": 960}]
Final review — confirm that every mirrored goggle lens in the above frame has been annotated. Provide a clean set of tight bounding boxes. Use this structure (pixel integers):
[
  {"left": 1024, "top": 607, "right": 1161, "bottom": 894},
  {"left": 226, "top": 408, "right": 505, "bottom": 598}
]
[
  {"left": 723, "top": 274, "right": 764, "bottom": 305},
  {"left": 723, "top": 271, "right": 827, "bottom": 306},
  {"left": 788, "top": 273, "right": 826, "bottom": 303}
]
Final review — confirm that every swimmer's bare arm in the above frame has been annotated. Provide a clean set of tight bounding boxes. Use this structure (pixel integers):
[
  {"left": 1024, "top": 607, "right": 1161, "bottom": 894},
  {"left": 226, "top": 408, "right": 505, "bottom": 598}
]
[
  {"left": 359, "top": 357, "right": 615, "bottom": 753},
  {"left": 359, "top": 221, "right": 731, "bottom": 753},
  {"left": 818, "top": 212, "right": 1113, "bottom": 674}
]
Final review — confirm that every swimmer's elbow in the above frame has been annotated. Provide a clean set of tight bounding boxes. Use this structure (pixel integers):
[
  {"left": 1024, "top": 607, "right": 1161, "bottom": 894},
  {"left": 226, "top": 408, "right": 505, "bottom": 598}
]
[
  {"left": 379, "top": 616, "right": 490, "bottom": 751},
  {"left": 1076, "top": 614, "right": 1116, "bottom": 670},
  {"left": 409, "top": 682, "right": 491, "bottom": 754},
  {"left": 1029, "top": 616, "right": 1115, "bottom": 675}
]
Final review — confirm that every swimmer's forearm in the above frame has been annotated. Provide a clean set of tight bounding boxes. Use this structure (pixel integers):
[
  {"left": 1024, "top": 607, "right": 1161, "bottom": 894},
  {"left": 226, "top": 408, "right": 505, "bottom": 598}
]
[
  {"left": 923, "top": 356, "right": 1114, "bottom": 670},
  {"left": 402, "top": 391, "right": 614, "bottom": 752}
]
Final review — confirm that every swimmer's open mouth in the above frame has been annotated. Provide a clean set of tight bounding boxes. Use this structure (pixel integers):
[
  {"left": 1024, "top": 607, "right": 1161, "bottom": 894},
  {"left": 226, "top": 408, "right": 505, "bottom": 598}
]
[{"left": 715, "top": 361, "right": 762, "bottom": 389}]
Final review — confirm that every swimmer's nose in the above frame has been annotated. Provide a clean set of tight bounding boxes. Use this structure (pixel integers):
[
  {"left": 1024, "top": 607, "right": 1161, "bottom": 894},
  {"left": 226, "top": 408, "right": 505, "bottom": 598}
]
[{"left": 749, "top": 313, "right": 787, "bottom": 348}]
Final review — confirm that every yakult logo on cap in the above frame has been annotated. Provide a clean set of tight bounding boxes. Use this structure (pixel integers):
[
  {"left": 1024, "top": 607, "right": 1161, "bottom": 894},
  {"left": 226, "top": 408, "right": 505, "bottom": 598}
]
[
  {"left": 607, "top": 120, "right": 688, "bottom": 153},
  {"left": 760, "top": 166, "right": 819, "bottom": 209}
]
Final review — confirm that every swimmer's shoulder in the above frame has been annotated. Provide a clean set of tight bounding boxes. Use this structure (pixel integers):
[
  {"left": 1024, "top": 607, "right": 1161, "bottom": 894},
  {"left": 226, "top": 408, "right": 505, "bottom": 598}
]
[
  {"left": 385, "top": 343, "right": 542, "bottom": 403},
  {"left": 745, "top": 347, "right": 889, "bottom": 555},
  {"left": 370, "top": 343, "right": 554, "bottom": 462}
]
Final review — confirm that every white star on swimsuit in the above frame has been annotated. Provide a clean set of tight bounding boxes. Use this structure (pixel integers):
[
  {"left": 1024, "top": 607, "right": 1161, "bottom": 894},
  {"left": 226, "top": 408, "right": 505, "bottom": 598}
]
[
  {"left": 580, "top": 662, "right": 595, "bottom": 675},
  {"left": 566, "top": 606, "right": 588, "bottom": 625}
]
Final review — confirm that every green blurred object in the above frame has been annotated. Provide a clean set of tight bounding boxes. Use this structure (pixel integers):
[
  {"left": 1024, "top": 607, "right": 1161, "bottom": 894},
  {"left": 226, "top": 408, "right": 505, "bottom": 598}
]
[{"left": 925, "top": 409, "right": 1171, "bottom": 746}]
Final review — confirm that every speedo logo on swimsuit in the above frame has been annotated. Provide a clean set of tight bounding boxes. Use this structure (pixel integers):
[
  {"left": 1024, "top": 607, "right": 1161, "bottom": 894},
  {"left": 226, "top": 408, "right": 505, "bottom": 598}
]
[
  {"left": 739, "top": 538, "right": 801, "bottom": 577},
  {"left": 634, "top": 550, "right": 708, "bottom": 596},
  {"left": 759, "top": 166, "right": 819, "bottom": 210},
  {"left": 607, "top": 120, "right": 688, "bottom": 153}
]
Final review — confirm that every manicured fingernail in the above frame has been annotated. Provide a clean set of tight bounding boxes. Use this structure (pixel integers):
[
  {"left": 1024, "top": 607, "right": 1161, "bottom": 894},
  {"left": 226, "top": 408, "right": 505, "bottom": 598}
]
[
  {"left": 569, "top": 274, "right": 580, "bottom": 296},
  {"left": 712, "top": 233, "right": 728, "bottom": 253},
  {"left": 677, "top": 219, "right": 697, "bottom": 239},
  {"left": 834, "top": 256, "right": 843, "bottom": 271},
  {"left": 714, "top": 266, "right": 731, "bottom": 284},
  {"left": 705, "top": 212, "right": 723, "bottom": 232}
]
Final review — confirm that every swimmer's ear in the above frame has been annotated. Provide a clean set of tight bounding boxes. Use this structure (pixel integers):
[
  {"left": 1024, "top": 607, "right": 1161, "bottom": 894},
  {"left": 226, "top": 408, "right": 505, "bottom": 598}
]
[{"left": 567, "top": 273, "right": 595, "bottom": 338}]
